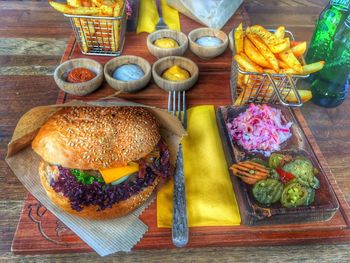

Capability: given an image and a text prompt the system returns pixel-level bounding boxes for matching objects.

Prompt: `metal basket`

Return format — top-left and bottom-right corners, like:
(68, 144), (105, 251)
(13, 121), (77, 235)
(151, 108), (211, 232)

(230, 30), (309, 107)
(64, 5), (127, 56)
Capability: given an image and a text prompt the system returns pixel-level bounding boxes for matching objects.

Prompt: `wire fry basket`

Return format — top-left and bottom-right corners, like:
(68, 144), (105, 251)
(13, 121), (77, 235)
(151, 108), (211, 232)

(64, 4), (127, 56)
(230, 30), (309, 107)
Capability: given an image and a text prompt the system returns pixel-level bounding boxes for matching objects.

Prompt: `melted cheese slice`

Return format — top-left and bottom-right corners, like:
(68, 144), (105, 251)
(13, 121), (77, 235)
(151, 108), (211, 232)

(99, 162), (139, 184)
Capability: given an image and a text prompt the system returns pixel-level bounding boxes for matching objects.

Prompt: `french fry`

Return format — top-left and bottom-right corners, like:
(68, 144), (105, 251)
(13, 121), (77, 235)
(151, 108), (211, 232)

(284, 90), (312, 103)
(277, 59), (289, 69)
(67, 0), (82, 7)
(246, 33), (279, 72)
(233, 24), (325, 97)
(274, 26), (285, 39)
(234, 53), (264, 73)
(237, 83), (312, 104)
(81, 0), (92, 7)
(102, 0), (116, 5)
(291, 41), (302, 47)
(99, 4), (114, 16)
(268, 38), (290, 53)
(112, 4), (122, 51)
(248, 25), (285, 45)
(263, 69), (277, 74)
(234, 23), (244, 54)
(234, 89), (245, 106)
(302, 61), (325, 74)
(237, 73), (245, 87)
(113, 1), (123, 16)
(234, 84), (256, 106)
(91, 0), (102, 7)
(248, 25), (289, 53)
(49, 1), (74, 13)
(278, 49), (303, 73)
(244, 37), (272, 69)
(74, 6), (100, 15)
(278, 68), (297, 74)
(243, 74), (250, 85)
(49, 1), (100, 15)
(291, 41), (307, 57)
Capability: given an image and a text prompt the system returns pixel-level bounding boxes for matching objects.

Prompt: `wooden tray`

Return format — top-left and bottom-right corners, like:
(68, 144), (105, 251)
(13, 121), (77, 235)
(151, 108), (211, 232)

(217, 105), (339, 225)
(11, 110), (350, 254)
(11, 6), (350, 254)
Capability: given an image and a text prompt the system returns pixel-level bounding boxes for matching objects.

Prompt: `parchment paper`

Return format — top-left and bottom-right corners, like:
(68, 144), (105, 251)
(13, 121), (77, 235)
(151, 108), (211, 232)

(6, 98), (185, 256)
(167, 0), (243, 29)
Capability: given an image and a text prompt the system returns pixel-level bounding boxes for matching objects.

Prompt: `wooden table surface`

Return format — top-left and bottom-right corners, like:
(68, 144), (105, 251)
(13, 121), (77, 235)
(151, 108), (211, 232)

(2, 0), (350, 261)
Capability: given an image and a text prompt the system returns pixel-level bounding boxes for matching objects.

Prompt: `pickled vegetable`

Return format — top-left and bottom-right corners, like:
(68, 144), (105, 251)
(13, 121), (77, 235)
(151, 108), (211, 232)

(268, 153), (292, 168)
(280, 180), (308, 208)
(269, 153), (285, 168)
(230, 161), (269, 185)
(305, 188), (315, 206)
(276, 168), (295, 183)
(252, 178), (283, 205)
(282, 158), (320, 189)
(268, 169), (280, 180)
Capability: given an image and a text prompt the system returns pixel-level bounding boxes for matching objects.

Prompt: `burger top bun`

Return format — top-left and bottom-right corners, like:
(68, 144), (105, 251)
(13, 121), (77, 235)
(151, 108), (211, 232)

(32, 106), (160, 170)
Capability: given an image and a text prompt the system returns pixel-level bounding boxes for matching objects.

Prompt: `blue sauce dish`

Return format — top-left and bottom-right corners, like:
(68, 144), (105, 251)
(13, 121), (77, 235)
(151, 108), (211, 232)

(112, 64), (145, 82)
(195, 36), (223, 47)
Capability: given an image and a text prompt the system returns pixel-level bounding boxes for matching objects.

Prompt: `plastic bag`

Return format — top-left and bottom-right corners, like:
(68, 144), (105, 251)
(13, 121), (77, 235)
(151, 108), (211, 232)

(167, 0), (243, 29)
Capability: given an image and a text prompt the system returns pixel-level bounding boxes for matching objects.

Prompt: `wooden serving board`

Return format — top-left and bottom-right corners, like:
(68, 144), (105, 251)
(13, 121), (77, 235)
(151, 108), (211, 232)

(11, 6), (350, 254)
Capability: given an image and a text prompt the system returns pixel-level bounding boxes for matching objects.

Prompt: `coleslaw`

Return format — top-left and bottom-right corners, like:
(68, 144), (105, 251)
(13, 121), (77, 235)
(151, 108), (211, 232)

(226, 104), (292, 156)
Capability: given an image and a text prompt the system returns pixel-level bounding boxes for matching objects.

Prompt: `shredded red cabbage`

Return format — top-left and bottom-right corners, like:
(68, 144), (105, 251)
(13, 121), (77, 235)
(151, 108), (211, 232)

(51, 140), (171, 212)
(227, 104), (292, 156)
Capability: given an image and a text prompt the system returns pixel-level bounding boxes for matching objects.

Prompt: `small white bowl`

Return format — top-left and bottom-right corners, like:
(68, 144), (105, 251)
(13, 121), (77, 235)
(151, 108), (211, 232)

(54, 58), (103, 96)
(188, 28), (228, 59)
(104, 55), (152, 92)
(147, 29), (188, 59)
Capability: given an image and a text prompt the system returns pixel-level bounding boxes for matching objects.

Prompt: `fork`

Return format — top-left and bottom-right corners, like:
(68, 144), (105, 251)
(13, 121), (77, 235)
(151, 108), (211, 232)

(155, 0), (168, 30)
(168, 90), (189, 247)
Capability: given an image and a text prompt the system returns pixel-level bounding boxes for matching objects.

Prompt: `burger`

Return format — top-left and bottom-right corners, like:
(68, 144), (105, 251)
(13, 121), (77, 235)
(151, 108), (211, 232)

(32, 106), (171, 219)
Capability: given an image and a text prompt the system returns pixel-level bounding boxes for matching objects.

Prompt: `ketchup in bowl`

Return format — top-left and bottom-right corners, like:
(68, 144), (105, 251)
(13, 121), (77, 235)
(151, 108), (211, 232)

(67, 68), (96, 83)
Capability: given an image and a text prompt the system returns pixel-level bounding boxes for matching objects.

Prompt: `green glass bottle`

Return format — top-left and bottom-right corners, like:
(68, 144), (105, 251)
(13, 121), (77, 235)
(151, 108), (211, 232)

(306, 0), (350, 64)
(311, 14), (350, 107)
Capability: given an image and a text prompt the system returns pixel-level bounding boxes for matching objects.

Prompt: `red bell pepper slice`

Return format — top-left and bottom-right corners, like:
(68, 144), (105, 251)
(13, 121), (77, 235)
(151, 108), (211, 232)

(276, 168), (295, 183)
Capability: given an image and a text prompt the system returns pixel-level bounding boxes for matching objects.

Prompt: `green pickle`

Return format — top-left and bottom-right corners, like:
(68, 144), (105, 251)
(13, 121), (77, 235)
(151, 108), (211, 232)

(252, 178), (283, 205)
(282, 158), (320, 189)
(280, 180), (309, 208)
(268, 169), (280, 180)
(268, 153), (285, 169)
(305, 188), (316, 206)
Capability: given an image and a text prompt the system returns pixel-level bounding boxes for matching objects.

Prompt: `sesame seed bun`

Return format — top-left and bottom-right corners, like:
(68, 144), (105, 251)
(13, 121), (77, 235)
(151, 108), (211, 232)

(39, 161), (159, 219)
(32, 106), (161, 170)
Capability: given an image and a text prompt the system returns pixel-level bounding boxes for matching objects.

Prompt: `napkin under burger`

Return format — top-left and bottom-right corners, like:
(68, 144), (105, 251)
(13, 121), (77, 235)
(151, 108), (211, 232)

(32, 106), (171, 219)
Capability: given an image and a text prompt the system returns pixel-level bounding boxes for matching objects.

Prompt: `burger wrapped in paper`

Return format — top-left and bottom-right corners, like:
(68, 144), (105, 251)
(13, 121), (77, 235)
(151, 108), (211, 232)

(32, 106), (172, 219)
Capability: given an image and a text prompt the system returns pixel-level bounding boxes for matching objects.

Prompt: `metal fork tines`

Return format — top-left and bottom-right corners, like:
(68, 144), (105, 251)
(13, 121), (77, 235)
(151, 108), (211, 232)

(156, 0), (168, 30)
(167, 90), (189, 247)
(168, 91), (187, 128)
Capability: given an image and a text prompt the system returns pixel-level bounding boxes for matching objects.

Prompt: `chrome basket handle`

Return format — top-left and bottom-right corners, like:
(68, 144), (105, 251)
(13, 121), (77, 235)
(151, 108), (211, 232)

(266, 73), (303, 107)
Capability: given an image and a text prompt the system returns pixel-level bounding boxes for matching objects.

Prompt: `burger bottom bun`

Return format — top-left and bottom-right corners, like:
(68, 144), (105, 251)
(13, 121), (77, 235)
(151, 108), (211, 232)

(39, 161), (160, 220)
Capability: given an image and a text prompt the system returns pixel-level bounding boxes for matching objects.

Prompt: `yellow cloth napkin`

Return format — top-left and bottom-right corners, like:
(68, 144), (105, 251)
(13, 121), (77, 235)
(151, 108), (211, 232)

(136, 0), (181, 34)
(157, 105), (241, 227)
